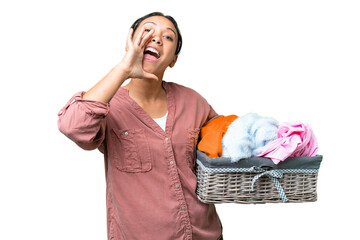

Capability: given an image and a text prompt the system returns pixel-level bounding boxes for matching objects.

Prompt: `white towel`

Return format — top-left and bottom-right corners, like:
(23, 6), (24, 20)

(222, 113), (279, 162)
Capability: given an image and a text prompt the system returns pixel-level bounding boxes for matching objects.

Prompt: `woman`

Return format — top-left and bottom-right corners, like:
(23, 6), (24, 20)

(58, 12), (223, 240)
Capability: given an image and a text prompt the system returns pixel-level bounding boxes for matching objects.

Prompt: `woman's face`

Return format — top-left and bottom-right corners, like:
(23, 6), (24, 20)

(132, 16), (178, 76)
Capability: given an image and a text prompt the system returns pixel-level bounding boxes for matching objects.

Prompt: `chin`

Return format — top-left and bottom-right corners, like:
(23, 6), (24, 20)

(143, 64), (164, 77)
(142, 64), (155, 73)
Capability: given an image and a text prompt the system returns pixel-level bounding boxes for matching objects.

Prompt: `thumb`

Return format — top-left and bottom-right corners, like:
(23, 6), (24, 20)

(143, 71), (159, 81)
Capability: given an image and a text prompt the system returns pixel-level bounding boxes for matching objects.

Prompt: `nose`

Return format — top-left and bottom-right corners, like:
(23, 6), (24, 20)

(152, 36), (162, 45)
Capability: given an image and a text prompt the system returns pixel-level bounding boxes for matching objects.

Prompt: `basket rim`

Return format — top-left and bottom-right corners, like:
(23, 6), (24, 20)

(196, 159), (319, 174)
(196, 150), (323, 170)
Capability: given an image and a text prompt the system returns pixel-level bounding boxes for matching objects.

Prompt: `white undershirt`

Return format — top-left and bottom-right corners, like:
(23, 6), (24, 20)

(153, 112), (168, 131)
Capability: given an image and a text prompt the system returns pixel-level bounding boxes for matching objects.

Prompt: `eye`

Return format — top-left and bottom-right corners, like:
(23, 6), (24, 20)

(144, 29), (151, 32)
(164, 35), (174, 41)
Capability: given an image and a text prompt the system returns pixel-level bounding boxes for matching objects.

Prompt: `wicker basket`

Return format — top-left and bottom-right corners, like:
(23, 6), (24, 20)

(195, 150), (322, 204)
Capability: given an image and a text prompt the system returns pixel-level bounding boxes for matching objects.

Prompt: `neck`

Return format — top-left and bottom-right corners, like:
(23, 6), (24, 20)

(124, 78), (166, 102)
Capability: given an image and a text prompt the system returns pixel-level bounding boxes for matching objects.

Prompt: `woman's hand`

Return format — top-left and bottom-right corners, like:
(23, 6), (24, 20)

(82, 26), (158, 103)
(119, 27), (158, 81)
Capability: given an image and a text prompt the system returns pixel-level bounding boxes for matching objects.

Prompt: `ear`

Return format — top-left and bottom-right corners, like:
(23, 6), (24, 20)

(169, 55), (178, 68)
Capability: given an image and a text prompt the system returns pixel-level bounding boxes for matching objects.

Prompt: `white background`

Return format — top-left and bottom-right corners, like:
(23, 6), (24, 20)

(1, 0), (359, 239)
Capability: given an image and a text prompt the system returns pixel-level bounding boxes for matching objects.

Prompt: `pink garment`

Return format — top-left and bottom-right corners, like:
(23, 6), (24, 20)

(58, 81), (223, 240)
(257, 122), (318, 164)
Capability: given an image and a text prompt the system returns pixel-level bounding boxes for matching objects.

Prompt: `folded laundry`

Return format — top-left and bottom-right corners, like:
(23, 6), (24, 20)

(222, 113), (279, 162)
(257, 122), (318, 164)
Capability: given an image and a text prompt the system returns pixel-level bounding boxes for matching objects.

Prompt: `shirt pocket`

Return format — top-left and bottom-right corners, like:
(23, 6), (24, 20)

(110, 128), (152, 173)
(186, 128), (200, 170)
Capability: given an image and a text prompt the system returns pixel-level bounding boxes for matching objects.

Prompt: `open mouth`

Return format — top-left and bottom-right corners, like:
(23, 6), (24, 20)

(144, 47), (160, 59)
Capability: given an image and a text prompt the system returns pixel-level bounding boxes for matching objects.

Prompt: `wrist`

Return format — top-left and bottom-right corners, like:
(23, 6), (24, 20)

(114, 62), (131, 80)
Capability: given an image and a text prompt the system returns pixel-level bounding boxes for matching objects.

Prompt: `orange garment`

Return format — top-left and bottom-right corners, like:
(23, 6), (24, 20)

(198, 115), (238, 158)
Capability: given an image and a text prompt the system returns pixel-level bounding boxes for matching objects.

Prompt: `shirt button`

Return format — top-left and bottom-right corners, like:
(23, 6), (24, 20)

(165, 137), (169, 141)
(170, 161), (174, 165)
(181, 206), (185, 210)
(186, 229), (190, 233)
(175, 185), (179, 188)
(124, 132), (128, 136)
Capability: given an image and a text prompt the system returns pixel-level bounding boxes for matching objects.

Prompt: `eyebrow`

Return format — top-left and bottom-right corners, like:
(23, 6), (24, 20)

(143, 21), (177, 36)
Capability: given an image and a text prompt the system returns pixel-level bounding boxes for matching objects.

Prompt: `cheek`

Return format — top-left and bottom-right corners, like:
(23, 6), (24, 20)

(169, 44), (177, 55)
(162, 55), (176, 67)
(164, 46), (177, 60)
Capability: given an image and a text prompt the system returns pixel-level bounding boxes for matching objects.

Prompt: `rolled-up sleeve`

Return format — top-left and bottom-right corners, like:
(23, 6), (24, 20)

(57, 91), (109, 150)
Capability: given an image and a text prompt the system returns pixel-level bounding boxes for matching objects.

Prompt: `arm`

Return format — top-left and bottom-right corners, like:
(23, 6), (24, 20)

(58, 27), (157, 149)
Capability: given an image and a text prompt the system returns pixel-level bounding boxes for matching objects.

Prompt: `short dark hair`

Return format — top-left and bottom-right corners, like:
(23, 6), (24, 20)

(130, 12), (182, 56)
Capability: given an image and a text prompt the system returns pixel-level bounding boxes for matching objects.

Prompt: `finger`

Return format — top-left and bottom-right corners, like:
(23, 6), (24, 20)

(134, 26), (146, 46)
(143, 71), (159, 81)
(126, 28), (134, 51)
(140, 29), (154, 48)
(127, 28), (134, 44)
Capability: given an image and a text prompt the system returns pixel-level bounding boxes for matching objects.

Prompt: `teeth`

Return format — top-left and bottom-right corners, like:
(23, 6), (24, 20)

(145, 47), (159, 57)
